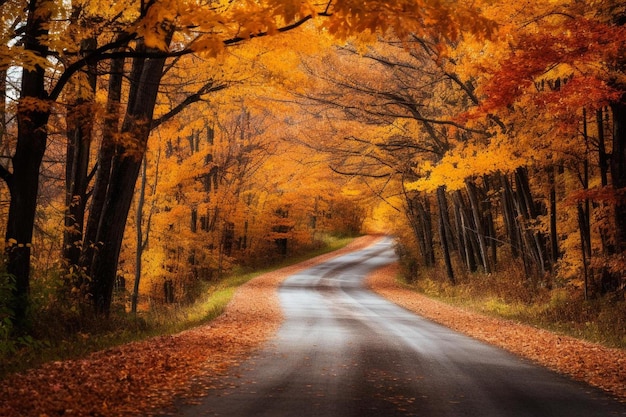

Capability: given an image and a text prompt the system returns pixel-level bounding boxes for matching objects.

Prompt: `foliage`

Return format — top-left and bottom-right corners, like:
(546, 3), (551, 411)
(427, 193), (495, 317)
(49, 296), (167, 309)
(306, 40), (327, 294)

(0, 0), (625, 393)
(0, 233), (355, 377)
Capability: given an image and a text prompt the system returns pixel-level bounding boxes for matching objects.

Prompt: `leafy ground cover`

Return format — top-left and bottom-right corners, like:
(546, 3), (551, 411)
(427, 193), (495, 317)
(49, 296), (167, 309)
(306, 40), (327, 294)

(1, 235), (623, 416)
(0, 236), (379, 416)
(0, 236), (355, 378)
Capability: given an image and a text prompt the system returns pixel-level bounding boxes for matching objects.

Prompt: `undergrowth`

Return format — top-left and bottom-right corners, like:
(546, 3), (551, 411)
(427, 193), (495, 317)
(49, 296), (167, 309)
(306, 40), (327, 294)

(0, 235), (354, 379)
(404, 262), (626, 350)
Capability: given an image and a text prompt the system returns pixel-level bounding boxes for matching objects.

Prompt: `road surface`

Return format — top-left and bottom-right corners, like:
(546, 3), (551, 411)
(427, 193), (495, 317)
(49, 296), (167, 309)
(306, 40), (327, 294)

(174, 238), (626, 416)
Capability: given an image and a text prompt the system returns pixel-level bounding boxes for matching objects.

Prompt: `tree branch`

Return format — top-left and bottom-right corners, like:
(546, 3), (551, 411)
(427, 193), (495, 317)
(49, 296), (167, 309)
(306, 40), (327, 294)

(49, 12), (324, 102)
(151, 81), (228, 129)
(0, 163), (13, 191)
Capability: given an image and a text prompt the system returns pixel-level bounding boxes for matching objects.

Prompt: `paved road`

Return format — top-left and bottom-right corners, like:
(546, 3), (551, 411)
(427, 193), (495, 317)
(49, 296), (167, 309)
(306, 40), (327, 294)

(175, 238), (626, 416)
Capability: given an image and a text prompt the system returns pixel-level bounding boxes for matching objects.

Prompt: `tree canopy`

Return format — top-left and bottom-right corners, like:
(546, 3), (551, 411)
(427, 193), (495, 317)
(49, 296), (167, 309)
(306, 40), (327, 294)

(0, 0), (625, 339)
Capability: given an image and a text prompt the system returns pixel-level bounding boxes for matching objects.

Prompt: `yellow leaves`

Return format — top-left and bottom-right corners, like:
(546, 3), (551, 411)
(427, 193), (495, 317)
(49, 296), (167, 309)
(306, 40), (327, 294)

(190, 36), (225, 57)
(2, 47), (50, 73)
(136, 7), (176, 51)
(409, 139), (525, 192)
(272, 0), (318, 24)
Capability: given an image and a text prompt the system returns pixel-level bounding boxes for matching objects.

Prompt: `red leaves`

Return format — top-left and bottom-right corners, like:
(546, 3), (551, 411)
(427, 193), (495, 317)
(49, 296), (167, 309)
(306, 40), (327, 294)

(477, 17), (626, 116)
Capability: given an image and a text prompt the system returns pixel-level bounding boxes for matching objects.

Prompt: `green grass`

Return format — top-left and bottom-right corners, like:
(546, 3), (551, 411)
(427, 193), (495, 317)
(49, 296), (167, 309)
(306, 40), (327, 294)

(0, 235), (356, 379)
(404, 266), (626, 350)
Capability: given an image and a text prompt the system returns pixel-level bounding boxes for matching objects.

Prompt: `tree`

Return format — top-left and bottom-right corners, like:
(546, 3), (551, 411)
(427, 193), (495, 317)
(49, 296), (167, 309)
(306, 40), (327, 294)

(0, 0), (499, 323)
(2, 0), (53, 327)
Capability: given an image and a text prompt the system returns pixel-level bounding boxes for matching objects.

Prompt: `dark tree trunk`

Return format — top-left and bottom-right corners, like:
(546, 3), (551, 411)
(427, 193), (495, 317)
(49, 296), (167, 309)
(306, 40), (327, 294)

(0, 69), (6, 147)
(465, 179), (491, 273)
(87, 42), (170, 316)
(4, 0), (51, 328)
(416, 197), (435, 267)
(610, 98), (626, 254)
(405, 193), (434, 268)
(79, 53), (125, 306)
(514, 167), (549, 277)
(453, 190), (479, 273)
(482, 176), (497, 266)
(548, 165), (559, 266)
(63, 38), (97, 268)
(132, 157), (147, 314)
(500, 174), (520, 259)
(597, 108), (609, 188)
(452, 192), (468, 267)
(436, 186), (455, 283)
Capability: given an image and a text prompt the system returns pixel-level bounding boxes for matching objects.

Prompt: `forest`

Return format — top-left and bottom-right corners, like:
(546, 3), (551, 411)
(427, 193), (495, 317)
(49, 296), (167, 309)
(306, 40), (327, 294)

(1, 0), (625, 357)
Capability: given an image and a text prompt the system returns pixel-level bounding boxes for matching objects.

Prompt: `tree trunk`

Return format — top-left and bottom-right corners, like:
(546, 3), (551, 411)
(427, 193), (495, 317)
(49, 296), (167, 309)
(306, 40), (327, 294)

(416, 197), (435, 267)
(465, 179), (491, 273)
(78, 53), (125, 307)
(452, 191), (469, 270)
(63, 38), (97, 268)
(436, 186), (455, 283)
(500, 174), (520, 259)
(132, 157), (147, 314)
(87, 42), (170, 316)
(405, 193), (433, 268)
(0, 68), (6, 148)
(548, 165), (559, 266)
(610, 98), (626, 254)
(4, 0), (51, 328)
(597, 108), (609, 187)
(514, 167), (548, 276)
(453, 190), (479, 273)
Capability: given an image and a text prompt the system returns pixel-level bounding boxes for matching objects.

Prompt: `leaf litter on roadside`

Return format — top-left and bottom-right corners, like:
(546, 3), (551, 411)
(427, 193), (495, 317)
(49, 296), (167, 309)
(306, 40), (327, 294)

(0, 236), (380, 417)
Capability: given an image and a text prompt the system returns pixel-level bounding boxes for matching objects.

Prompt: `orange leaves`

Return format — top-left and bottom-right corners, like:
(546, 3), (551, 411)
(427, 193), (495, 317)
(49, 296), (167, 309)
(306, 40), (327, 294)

(17, 96), (53, 115)
(325, 0), (496, 42)
(0, 237), (378, 416)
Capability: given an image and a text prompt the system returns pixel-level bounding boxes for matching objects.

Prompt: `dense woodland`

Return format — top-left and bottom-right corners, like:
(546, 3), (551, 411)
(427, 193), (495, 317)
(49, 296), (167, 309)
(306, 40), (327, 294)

(1, 0), (625, 348)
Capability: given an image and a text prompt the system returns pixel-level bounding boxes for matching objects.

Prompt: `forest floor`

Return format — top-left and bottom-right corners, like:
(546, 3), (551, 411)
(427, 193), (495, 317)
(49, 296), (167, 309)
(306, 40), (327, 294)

(0, 235), (623, 416)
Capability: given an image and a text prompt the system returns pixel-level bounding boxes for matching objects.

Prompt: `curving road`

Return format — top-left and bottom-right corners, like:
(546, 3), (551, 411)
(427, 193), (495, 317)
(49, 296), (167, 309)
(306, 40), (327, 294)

(176, 238), (626, 416)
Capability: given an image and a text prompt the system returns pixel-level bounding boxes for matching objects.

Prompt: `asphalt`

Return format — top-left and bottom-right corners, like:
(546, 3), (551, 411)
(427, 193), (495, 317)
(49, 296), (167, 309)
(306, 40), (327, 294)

(173, 238), (626, 416)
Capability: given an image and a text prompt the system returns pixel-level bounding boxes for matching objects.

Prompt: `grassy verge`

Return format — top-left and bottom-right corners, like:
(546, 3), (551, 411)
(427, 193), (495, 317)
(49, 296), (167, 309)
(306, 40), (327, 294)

(404, 266), (626, 350)
(0, 235), (355, 379)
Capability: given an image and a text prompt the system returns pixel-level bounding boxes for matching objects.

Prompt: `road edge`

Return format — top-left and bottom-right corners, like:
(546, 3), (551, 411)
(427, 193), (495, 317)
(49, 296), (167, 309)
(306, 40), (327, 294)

(366, 262), (626, 403)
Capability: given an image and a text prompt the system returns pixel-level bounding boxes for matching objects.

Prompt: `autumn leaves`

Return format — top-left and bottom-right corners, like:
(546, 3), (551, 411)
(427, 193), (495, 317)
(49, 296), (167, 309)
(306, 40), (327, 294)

(1, 0), (625, 335)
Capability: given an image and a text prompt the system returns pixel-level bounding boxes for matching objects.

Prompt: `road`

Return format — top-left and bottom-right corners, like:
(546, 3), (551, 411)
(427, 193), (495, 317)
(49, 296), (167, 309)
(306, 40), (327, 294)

(175, 238), (626, 416)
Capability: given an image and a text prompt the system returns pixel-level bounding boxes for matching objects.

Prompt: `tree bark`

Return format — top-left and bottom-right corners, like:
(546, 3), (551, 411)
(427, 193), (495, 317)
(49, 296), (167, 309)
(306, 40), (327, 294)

(548, 165), (559, 266)
(132, 157), (147, 314)
(416, 197), (435, 267)
(500, 174), (520, 259)
(436, 186), (455, 283)
(514, 167), (548, 277)
(4, 0), (51, 328)
(63, 37), (97, 268)
(610, 98), (626, 254)
(453, 190), (479, 273)
(465, 179), (491, 273)
(87, 40), (170, 316)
